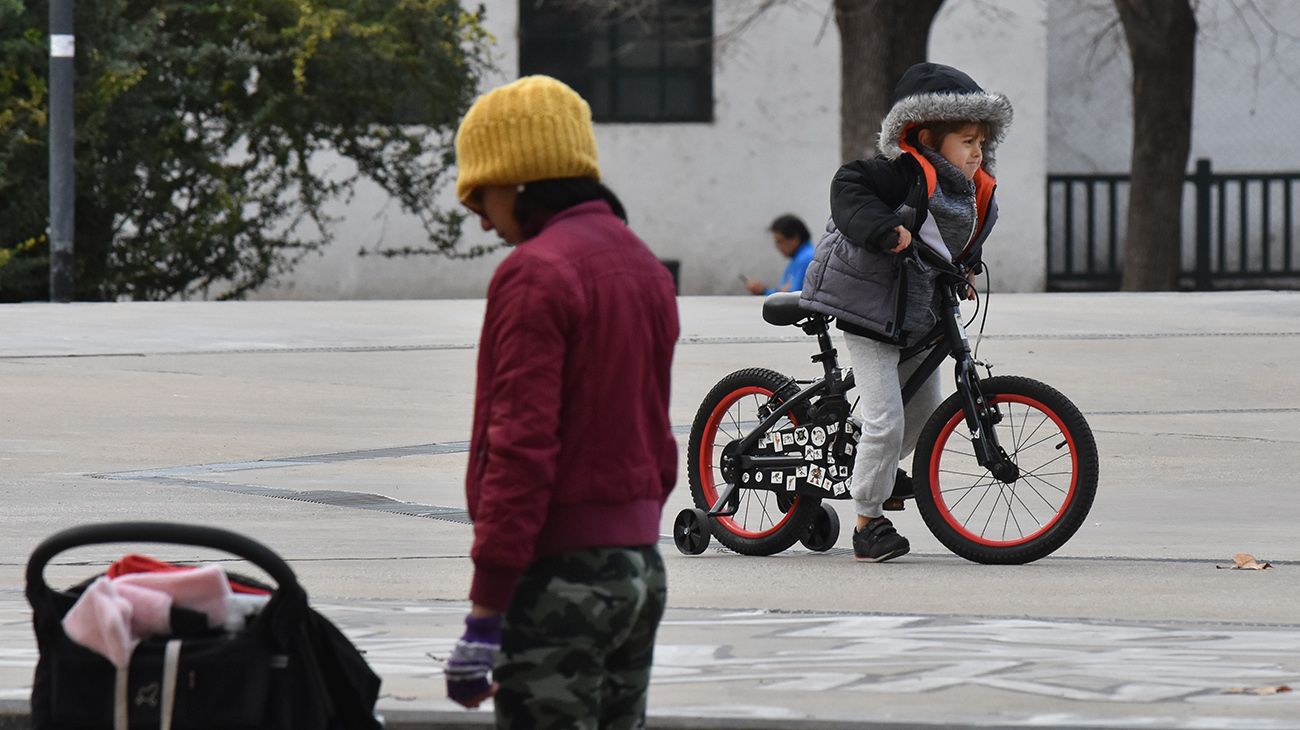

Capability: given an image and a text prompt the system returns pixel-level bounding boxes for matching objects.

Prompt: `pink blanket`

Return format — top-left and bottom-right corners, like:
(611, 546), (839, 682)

(62, 565), (233, 668)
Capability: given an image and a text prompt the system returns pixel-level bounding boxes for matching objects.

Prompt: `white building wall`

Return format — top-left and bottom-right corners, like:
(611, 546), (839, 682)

(253, 0), (1048, 299)
(931, 0), (1048, 291)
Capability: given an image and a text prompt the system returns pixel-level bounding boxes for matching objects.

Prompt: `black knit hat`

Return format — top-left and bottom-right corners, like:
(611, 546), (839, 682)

(877, 62), (1013, 171)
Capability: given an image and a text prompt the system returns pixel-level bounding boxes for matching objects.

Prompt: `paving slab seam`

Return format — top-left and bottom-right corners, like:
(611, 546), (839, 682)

(659, 603), (1300, 632)
(0, 344), (472, 359)
(4, 329), (1298, 361)
(84, 468), (1300, 568)
(87, 445), (1298, 568)
(0, 703), (1217, 730)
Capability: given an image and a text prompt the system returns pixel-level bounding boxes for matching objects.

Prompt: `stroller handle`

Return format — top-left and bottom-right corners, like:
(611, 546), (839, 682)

(26, 521), (302, 600)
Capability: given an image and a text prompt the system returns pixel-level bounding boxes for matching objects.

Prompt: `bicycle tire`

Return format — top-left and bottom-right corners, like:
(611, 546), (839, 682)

(912, 375), (1098, 564)
(686, 368), (820, 555)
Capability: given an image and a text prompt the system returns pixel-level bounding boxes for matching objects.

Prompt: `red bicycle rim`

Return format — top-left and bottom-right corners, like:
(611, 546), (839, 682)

(929, 394), (1078, 547)
(698, 386), (800, 539)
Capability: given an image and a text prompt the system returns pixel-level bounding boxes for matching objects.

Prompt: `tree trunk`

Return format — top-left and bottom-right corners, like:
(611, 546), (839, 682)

(834, 0), (943, 164)
(1114, 0), (1196, 291)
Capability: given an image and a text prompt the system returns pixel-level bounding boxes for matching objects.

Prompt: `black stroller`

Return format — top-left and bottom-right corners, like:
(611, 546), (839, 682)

(25, 522), (383, 729)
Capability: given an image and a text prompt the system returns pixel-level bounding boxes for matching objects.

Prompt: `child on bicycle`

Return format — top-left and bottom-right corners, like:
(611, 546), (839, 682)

(800, 62), (1013, 562)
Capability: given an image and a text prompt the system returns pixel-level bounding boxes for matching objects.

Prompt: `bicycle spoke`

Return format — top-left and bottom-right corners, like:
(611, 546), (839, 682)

(942, 440), (977, 455)
(941, 469), (994, 507)
(999, 484), (1025, 541)
(1018, 428), (1064, 453)
(993, 482), (1025, 540)
(757, 490), (774, 530)
(724, 406), (742, 439)
(1000, 495), (1012, 540)
(1006, 403), (1020, 451)
(967, 482), (997, 530)
(1017, 412), (1052, 452)
(1019, 451), (1071, 481)
(1020, 469), (1069, 493)
(939, 468), (992, 479)
(994, 478), (1016, 539)
(1009, 490), (1028, 537)
(1022, 469), (1069, 499)
(1020, 479), (1060, 512)
(978, 483), (1005, 537)
(1006, 484), (1038, 528)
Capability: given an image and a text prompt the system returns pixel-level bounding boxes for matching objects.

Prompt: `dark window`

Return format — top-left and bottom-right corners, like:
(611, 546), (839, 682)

(519, 1), (713, 123)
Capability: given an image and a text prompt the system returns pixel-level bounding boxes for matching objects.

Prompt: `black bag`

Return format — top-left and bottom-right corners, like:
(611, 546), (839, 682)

(26, 522), (383, 730)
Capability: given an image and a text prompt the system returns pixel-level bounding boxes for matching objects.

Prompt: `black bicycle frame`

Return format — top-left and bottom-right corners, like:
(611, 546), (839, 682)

(710, 261), (1016, 516)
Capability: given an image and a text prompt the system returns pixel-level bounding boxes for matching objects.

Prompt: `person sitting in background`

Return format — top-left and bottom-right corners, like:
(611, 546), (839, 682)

(743, 214), (815, 295)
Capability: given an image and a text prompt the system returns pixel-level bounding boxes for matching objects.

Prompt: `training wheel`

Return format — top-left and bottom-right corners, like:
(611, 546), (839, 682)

(800, 502), (840, 552)
(673, 508), (711, 555)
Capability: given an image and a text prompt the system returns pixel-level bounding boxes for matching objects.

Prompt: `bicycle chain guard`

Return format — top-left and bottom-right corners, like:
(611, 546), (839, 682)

(741, 417), (861, 500)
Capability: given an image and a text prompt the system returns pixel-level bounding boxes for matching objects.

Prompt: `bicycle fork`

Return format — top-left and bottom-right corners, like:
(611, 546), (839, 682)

(944, 298), (1020, 484)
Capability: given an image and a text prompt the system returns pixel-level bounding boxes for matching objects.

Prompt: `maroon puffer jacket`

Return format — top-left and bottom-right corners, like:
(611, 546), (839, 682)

(465, 199), (679, 611)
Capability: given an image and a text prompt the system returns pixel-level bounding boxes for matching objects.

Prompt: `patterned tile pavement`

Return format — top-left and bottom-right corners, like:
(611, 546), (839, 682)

(2, 589), (1298, 727)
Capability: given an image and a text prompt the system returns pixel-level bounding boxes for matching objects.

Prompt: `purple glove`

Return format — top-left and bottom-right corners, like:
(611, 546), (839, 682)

(445, 614), (502, 708)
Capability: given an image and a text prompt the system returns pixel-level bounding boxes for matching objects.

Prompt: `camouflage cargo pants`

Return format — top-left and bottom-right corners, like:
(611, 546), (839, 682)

(494, 545), (667, 730)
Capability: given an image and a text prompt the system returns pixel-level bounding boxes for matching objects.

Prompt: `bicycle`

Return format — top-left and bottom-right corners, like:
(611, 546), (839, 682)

(673, 245), (1098, 564)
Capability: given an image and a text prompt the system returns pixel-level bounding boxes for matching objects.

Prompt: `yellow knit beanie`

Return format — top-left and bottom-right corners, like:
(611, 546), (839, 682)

(455, 75), (601, 205)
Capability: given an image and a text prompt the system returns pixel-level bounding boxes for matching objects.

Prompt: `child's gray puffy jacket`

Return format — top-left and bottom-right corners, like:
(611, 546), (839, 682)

(800, 62), (1012, 346)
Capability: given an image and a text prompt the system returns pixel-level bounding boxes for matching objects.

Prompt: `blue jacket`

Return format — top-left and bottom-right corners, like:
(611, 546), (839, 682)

(766, 240), (815, 294)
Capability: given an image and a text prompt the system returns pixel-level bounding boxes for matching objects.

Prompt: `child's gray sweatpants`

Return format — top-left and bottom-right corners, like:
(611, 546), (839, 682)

(842, 331), (945, 519)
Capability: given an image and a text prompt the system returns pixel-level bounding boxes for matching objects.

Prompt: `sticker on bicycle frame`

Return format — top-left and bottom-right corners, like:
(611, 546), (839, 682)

(811, 427), (826, 447)
(828, 422), (839, 435)
(771, 471), (784, 485)
(742, 472), (751, 483)
(833, 480), (848, 496)
(804, 446), (817, 461)
(842, 443), (855, 456)
(794, 428), (809, 446)
(771, 436), (783, 452)
(796, 466), (808, 478)
(756, 471), (765, 483)
(783, 433), (794, 446)
(807, 464), (824, 487)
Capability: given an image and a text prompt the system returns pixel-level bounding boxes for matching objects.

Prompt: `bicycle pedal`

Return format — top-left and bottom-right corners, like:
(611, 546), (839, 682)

(882, 497), (906, 511)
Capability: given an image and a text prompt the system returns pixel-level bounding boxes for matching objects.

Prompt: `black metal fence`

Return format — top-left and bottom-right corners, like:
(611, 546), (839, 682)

(1046, 158), (1300, 290)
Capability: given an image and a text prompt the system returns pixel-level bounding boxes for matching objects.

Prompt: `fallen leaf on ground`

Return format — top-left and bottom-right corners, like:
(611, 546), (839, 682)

(1214, 553), (1272, 570)
(1223, 685), (1291, 695)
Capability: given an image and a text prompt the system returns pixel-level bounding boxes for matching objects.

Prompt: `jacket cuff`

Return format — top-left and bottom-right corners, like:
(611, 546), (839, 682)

(469, 562), (523, 613)
(871, 228), (900, 253)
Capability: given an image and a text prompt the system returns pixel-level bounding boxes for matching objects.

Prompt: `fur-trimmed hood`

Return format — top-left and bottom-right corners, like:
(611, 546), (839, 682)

(877, 63), (1013, 172)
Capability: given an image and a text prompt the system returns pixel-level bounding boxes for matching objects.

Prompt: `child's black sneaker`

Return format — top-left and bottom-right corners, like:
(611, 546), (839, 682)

(883, 469), (914, 511)
(852, 517), (910, 562)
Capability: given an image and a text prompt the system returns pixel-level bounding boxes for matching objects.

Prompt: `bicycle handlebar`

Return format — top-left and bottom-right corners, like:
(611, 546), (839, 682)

(905, 242), (966, 280)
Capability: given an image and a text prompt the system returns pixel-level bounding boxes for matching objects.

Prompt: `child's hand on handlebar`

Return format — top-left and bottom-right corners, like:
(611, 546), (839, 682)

(964, 270), (977, 300)
(890, 225), (912, 253)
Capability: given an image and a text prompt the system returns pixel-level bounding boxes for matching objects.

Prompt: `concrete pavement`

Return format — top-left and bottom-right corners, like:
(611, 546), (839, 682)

(0, 292), (1298, 728)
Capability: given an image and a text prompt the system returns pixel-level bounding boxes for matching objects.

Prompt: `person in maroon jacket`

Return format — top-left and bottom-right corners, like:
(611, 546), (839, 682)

(443, 75), (680, 729)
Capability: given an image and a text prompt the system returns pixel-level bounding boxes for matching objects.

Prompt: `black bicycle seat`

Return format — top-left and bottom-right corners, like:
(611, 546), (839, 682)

(762, 291), (814, 327)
